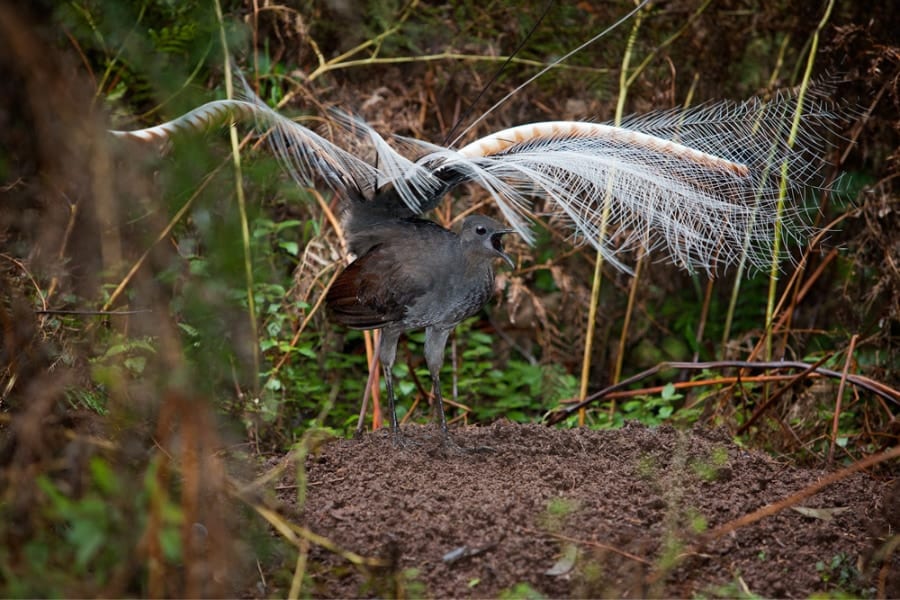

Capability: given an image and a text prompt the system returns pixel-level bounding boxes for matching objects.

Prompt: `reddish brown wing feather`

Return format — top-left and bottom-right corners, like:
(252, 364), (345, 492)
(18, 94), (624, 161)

(327, 218), (456, 329)
(326, 243), (430, 329)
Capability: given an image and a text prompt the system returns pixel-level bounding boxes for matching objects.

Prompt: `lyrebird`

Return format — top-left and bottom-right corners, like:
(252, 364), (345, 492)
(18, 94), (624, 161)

(112, 65), (843, 446)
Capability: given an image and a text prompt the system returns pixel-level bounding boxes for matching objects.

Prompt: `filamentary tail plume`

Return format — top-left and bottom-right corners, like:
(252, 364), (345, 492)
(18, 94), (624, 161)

(112, 76), (846, 275)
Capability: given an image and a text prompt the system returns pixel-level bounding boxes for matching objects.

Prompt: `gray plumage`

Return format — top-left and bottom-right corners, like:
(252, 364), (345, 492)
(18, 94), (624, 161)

(325, 215), (513, 442)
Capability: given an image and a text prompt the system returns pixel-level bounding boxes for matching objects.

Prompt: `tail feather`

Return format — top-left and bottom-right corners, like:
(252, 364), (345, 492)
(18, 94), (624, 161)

(110, 74), (847, 274)
(109, 100), (259, 143)
(406, 86), (844, 274)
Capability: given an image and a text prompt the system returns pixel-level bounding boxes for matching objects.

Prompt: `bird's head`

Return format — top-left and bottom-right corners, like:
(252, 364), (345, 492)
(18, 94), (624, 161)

(460, 215), (515, 269)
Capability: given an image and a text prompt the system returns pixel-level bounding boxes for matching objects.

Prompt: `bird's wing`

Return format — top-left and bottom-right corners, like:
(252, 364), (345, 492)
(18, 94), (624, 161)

(325, 241), (439, 330)
(326, 219), (456, 329)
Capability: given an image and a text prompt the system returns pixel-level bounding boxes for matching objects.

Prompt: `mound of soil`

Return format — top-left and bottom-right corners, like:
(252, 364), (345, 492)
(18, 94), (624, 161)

(282, 422), (896, 598)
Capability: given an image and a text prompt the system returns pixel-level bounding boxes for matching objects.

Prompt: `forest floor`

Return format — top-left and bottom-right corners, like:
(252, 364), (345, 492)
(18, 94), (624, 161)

(270, 421), (898, 599)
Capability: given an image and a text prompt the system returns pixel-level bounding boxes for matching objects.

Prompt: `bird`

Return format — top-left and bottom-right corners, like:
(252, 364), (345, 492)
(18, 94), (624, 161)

(324, 214), (513, 444)
(110, 70), (846, 443)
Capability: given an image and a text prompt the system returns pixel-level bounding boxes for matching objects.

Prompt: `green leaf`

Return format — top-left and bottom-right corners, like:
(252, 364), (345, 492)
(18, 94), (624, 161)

(123, 356), (146, 374)
(89, 458), (120, 496)
(297, 344), (317, 359)
(159, 526), (182, 562)
(660, 382), (681, 401)
(279, 241), (299, 256)
(69, 518), (106, 571)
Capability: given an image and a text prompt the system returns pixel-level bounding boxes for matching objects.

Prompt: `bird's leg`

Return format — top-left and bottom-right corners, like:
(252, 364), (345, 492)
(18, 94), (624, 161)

(377, 329), (403, 437)
(424, 327), (454, 444)
(425, 327), (495, 454)
(432, 373), (448, 434)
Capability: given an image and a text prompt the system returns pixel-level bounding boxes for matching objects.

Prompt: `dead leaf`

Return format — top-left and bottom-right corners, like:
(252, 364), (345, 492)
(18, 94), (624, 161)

(545, 543), (578, 576)
(790, 506), (851, 522)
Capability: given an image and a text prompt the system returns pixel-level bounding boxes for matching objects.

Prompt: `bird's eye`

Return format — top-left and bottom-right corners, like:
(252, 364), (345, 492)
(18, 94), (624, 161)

(475, 225), (487, 235)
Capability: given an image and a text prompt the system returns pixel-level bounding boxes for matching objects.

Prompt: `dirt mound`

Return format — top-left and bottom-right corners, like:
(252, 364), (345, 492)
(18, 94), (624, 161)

(285, 422), (895, 598)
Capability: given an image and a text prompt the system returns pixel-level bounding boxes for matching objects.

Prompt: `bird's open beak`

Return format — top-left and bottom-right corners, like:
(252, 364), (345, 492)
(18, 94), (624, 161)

(491, 230), (516, 269)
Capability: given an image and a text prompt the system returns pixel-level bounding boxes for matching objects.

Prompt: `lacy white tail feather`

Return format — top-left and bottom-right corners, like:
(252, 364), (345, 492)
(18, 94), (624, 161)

(110, 81), (842, 274)
(402, 88), (840, 273)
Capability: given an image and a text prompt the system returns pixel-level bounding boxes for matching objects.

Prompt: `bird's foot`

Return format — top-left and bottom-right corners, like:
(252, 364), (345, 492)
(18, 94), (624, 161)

(433, 430), (494, 456)
(389, 428), (422, 449)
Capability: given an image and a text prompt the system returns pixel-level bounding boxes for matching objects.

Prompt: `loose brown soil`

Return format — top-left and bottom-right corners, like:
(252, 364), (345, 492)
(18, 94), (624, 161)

(279, 422), (897, 599)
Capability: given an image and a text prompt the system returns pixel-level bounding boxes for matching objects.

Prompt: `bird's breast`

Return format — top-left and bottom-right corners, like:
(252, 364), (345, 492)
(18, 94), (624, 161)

(413, 267), (494, 328)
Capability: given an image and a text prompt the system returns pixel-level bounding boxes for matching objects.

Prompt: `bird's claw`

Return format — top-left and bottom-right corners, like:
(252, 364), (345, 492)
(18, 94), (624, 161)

(390, 429), (422, 449)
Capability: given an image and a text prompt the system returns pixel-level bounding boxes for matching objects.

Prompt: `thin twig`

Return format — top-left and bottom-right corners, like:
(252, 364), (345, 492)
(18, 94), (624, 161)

(829, 333), (859, 464)
(735, 353), (833, 435)
(546, 359), (900, 425)
(557, 371), (840, 406)
(250, 502), (389, 568)
(0, 254), (48, 311)
(704, 444), (900, 542)
(265, 266), (341, 382)
(215, 0), (260, 393)
(356, 330), (381, 435)
(34, 309), (151, 316)
(764, 0), (835, 361)
(643, 444), (900, 586)
(578, 0), (647, 426)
